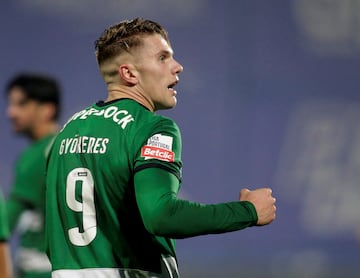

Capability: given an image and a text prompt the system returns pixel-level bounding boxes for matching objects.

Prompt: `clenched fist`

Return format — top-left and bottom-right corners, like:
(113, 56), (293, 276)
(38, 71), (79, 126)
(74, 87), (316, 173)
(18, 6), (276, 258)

(240, 188), (276, 225)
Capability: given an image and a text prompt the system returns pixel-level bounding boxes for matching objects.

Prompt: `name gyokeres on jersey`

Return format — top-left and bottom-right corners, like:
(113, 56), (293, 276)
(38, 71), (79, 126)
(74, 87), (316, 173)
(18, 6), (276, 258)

(58, 105), (135, 155)
(59, 136), (109, 155)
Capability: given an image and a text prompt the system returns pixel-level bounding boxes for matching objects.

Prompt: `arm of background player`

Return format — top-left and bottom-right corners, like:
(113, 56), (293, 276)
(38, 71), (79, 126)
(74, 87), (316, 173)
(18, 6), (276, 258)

(134, 167), (258, 239)
(0, 242), (12, 278)
(0, 193), (12, 278)
(6, 197), (28, 232)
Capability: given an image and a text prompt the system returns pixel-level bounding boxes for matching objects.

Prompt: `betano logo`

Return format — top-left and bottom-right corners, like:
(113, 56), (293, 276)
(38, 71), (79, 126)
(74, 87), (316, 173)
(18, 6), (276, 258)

(141, 146), (175, 162)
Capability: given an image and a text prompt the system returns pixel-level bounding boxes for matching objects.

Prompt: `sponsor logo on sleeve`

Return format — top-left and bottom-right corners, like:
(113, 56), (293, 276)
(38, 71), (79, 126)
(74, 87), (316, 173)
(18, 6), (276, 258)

(141, 134), (175, 162)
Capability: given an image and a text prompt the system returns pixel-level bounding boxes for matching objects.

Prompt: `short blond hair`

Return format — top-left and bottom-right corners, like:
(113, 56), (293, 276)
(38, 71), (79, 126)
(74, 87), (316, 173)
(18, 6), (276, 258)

(95, 18), (169, 66)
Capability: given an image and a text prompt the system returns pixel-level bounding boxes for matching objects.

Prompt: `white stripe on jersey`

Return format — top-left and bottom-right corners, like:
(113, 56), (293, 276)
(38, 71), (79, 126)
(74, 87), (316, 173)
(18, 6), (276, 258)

(17, 247), (51, 272)
(161, 256), (179, 278)
(52, 267), (170, 278)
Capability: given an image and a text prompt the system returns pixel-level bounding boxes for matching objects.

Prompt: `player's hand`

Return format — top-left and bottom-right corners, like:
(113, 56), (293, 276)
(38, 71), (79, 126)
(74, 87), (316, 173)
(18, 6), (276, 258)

(239, 188), (276, 226)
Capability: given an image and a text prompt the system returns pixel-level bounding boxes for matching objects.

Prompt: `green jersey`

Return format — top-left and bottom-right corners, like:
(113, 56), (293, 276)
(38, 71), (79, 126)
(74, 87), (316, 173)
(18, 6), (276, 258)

(0, 192), (9, 241)
(46, 99), (258, 277)
(7, 135), (53, 277)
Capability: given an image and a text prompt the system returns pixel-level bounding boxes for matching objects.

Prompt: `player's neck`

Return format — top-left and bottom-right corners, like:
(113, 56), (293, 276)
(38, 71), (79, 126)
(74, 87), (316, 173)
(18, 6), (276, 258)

(106, 87), (155, 112)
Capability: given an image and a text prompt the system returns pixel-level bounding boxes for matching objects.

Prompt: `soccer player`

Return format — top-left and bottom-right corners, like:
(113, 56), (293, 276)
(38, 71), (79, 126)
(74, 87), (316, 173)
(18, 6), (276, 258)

(0, 191), (12, 278)
(45, 18), (276, 277)
(5, 73), (61, 278)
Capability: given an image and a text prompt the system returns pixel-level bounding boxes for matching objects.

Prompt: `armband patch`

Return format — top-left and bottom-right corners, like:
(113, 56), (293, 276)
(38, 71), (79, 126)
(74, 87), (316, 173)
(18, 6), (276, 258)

(141, 134), (175, 162)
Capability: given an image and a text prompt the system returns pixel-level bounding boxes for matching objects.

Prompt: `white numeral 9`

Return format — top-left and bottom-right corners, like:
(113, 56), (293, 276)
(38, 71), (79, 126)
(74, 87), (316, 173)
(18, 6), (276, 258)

(66, 168), (97, 246)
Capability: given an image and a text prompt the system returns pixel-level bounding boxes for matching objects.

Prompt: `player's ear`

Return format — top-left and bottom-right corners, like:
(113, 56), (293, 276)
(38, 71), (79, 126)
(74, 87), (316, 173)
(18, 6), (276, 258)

(119, 64), (138, 85)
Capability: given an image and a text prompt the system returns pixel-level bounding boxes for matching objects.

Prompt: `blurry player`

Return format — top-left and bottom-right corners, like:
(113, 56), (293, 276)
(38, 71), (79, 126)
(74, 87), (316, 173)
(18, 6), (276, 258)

(45, 18), (276, 277)
(5, 73), (61, 278)
(0, 190), (12, 278)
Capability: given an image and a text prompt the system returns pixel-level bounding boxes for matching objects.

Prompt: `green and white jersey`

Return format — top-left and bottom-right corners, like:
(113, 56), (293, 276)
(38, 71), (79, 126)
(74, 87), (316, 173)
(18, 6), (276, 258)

(7, 135), (53, 277)
(46, 99), (182, 277)
(46, 99), (258, 278)
(0, 191), (9, 241)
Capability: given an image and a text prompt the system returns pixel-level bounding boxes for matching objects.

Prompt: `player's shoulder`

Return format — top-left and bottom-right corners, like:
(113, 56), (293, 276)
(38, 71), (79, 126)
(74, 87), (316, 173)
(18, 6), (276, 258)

(134, 110), (179, 135)
(57, 104), (94, 132)
(124, 101), (179, 130)
(152, 114), (180, 133)
(17, 134), (54, 162)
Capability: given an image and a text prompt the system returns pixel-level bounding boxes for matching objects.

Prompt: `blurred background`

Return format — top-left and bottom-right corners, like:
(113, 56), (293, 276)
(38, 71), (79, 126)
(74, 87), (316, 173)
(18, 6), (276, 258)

(1, 0), (360, 277)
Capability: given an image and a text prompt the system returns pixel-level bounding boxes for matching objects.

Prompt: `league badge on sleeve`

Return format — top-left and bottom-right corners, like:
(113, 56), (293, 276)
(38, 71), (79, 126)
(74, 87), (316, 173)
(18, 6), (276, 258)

(141, 134), (175, 162)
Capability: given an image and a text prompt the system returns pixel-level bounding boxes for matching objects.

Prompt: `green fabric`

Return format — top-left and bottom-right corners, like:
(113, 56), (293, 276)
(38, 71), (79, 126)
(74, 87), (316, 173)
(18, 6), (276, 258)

(7, 135), (53, 277)
(0, 191), (9, 240)
(135, 167), (258, 239)
(17, 271), (51, 278)
(46, 99), (182, 274)
(45, 99), (258, 276)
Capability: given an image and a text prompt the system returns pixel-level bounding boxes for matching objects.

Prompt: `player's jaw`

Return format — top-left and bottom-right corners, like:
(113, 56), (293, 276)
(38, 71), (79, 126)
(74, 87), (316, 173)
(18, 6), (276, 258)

(10, 119), (33, 135)
(156, 78), (179, 110)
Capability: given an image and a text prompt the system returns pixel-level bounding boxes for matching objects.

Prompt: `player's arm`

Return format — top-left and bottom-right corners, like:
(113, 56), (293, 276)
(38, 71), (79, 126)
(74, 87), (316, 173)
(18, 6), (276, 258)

(6, 157), (42, 232)
(6, 196), (29, 231)
(134, 167), (258, 238)
(0, 242), (12, 278)
(0, 193), (12, 278)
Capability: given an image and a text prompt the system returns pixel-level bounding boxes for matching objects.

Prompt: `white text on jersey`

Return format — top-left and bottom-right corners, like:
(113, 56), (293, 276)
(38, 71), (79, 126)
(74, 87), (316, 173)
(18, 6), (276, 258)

(59, 136), (109, 155)
(61, 106), (135, 132)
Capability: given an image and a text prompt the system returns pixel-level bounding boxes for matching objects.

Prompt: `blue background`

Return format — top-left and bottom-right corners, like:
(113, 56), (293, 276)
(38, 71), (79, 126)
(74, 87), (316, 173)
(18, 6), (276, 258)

(1, 1), (360, 277)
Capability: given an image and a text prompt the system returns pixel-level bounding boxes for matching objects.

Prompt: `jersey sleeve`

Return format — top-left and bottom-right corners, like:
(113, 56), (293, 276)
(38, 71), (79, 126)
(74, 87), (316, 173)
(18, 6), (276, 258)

(7, 151), (46, 231)
(134, 167), (258, 238)
(0, 192), (9, 241)
(133, 117), (257, 238)
(133, 117), (182, 181)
